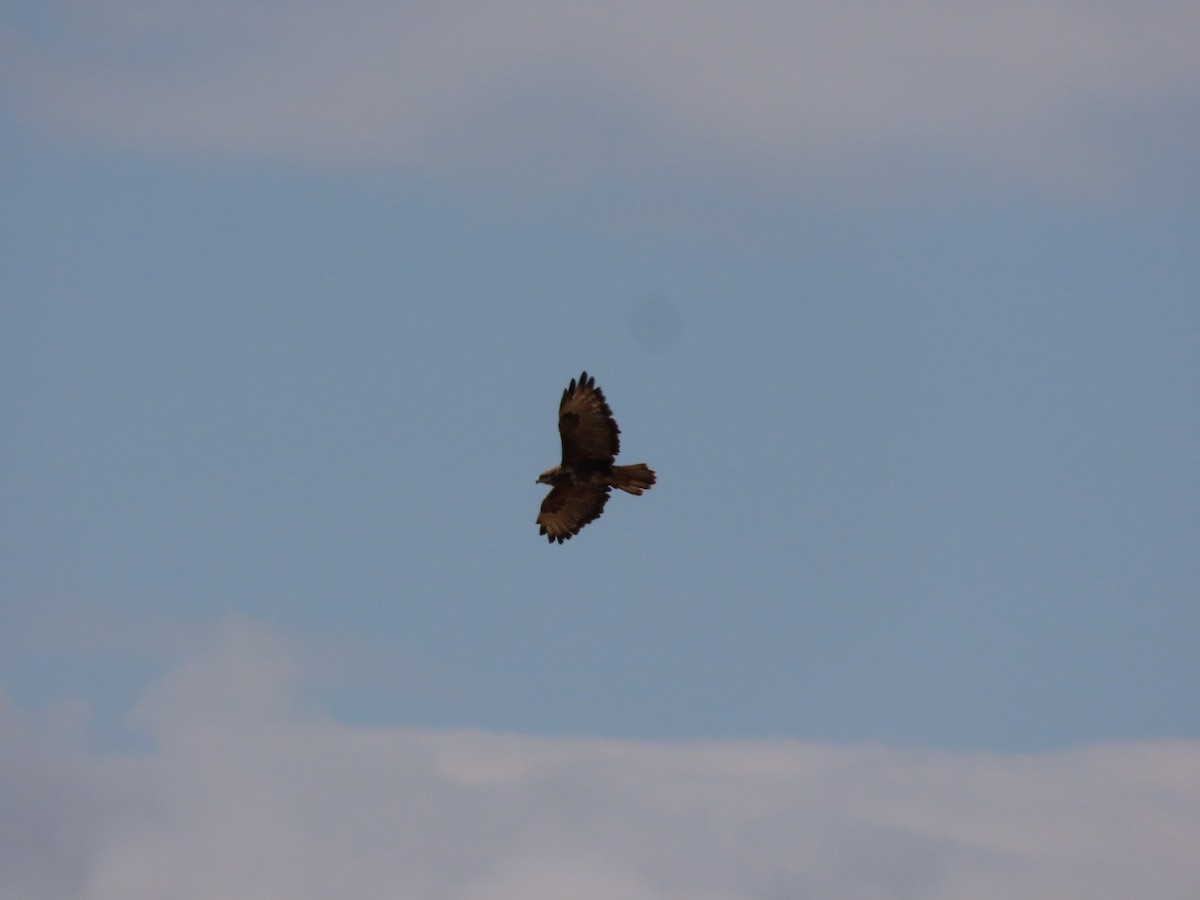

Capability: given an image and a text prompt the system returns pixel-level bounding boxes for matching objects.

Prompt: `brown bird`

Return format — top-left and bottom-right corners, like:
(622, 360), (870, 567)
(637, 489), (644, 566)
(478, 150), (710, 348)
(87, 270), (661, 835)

(536, 371), (656, 543)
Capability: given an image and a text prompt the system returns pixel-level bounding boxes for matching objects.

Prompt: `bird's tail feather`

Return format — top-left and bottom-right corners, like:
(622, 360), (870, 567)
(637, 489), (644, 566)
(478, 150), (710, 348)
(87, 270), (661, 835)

(613, 463), (656, 495)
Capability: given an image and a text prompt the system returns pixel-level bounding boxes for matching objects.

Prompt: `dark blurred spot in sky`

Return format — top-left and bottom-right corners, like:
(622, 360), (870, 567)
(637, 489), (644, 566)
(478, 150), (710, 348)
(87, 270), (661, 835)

(629, 296), (683, 351)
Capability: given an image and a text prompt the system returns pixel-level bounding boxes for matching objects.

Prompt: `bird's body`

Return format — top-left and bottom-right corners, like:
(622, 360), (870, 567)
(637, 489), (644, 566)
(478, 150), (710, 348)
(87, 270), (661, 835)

(536, 372), (655, 543)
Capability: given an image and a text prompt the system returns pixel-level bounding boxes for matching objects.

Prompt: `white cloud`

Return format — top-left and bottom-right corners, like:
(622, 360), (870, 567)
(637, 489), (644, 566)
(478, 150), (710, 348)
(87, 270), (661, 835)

(3, 1), (1197, 197)
(1, 618), (1197, 899)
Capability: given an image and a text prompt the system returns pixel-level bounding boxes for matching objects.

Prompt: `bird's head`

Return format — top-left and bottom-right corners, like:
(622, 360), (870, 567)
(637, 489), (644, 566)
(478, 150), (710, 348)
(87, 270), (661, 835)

(536, 467), (561, 485)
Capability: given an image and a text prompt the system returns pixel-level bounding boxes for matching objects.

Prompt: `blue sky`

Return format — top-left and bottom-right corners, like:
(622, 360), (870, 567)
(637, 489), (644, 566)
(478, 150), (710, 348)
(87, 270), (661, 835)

(2, 3), (1198, 896)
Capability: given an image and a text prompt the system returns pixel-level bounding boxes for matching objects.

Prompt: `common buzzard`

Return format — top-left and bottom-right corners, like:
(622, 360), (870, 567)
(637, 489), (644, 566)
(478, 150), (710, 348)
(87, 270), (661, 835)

(536, 371), (656, 543)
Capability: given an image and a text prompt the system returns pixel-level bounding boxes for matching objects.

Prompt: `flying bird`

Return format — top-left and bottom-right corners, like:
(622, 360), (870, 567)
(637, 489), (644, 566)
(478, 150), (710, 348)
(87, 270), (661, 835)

(536, 371), (656, 543)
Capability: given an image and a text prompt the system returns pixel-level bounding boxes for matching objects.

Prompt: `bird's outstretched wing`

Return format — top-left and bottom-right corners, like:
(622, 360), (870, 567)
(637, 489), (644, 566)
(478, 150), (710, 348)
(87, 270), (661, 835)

(537, 483), (611, 543)
(559, 371), (620, 467)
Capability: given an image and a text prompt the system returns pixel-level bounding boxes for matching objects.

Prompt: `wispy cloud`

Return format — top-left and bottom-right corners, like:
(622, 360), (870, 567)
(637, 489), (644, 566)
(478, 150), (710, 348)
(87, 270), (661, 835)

(3, 619), (1197, 899)
(3, 2), (1197, 197)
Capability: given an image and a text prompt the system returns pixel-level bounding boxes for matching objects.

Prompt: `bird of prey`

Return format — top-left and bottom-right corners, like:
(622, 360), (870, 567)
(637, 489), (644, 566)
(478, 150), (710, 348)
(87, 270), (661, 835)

(536, 371), (656, 543)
